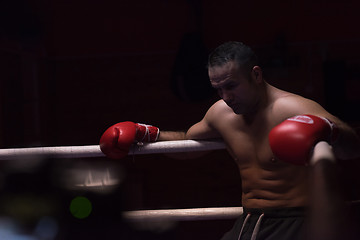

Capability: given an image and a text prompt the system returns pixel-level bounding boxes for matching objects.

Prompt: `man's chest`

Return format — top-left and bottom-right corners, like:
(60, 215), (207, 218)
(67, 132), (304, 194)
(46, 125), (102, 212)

(217, 116), (279, 166)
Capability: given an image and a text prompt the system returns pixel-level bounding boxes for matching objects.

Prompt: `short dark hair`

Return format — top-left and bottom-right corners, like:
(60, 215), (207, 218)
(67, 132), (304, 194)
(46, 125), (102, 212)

(208, 41), (259, 73)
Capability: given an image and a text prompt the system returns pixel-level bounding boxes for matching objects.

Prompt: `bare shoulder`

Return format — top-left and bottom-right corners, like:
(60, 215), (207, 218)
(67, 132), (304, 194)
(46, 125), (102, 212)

(205, 100), (233, 123)
(208, 99), (229, 113)
(185, 100), (228, 140)
(270, 87), (334, 121)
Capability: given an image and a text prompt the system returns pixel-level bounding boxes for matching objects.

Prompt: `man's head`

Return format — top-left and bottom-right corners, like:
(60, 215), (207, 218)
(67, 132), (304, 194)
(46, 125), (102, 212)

(208, 41), (259, 78)
(208, 42), (264, 115)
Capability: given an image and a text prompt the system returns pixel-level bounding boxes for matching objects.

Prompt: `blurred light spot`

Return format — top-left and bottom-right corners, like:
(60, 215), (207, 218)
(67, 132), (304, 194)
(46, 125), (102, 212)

(34, 216), (58, 239)
(69, 197), (92, 219)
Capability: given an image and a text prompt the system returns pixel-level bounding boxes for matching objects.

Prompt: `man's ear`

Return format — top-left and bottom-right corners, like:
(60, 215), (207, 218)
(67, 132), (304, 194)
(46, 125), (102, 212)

(251, 66), (263, 84)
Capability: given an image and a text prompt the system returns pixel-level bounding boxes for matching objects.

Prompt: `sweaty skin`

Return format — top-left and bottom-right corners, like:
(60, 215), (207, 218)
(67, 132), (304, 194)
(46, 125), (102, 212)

(187, 97), (311, 208)
(159, 60), (356, 209)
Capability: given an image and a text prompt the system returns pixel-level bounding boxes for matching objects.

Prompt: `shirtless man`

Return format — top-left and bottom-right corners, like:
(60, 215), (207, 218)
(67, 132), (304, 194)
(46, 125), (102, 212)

(100, 42), (360, 239)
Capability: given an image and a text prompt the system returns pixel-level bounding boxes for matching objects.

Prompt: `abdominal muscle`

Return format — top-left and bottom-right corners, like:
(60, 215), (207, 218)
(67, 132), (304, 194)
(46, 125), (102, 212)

(239, 163), (310, 209)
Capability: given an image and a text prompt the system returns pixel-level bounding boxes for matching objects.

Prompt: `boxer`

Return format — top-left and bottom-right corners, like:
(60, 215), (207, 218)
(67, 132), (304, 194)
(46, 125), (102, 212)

(100, 42), (360, 239)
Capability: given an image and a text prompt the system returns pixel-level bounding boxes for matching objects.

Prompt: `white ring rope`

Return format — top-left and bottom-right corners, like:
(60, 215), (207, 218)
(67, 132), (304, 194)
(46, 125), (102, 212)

(0, 140), (226, 160)
(310, 141), (336, 165)
(0, 139), (351, 224)
(123, 207), (243, 222)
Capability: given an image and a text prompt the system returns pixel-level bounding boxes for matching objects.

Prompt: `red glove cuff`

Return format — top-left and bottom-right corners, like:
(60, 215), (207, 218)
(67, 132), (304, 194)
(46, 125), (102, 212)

(135, 123), (159, 142)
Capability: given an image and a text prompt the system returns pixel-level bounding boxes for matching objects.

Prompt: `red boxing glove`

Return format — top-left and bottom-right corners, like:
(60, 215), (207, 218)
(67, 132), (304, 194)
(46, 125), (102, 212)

(99, 121), (159, 159)
(269, 115), (338, 165)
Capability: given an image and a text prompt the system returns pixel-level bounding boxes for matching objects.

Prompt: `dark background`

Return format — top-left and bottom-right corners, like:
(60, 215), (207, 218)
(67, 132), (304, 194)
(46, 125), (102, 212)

(0, 0), (360, 239)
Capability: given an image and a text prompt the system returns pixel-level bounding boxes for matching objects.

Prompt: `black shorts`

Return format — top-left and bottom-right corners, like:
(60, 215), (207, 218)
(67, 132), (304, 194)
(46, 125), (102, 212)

(220, 207), (306, 240)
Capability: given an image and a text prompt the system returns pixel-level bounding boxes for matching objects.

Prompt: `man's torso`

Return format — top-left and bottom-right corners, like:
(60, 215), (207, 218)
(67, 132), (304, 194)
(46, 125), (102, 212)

(209, 88), (310, 208)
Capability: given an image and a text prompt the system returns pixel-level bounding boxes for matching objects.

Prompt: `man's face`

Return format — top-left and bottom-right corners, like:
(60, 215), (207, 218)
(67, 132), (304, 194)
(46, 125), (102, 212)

(209, 61), (258, 115)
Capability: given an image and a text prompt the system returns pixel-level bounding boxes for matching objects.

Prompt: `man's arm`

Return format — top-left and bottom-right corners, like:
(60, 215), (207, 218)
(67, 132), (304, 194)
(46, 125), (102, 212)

(298, 102), (360, 160)
(276, 95), (360, 160)
(158, 101), (222, 141)
(157, 121), (220, 141)
(99, 101), (224, 159)
(158, 131), (187, 141)
(156, 103), (222, 158)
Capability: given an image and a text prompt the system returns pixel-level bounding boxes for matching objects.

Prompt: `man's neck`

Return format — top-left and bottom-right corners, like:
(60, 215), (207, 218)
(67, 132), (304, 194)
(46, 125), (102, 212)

(242, 82), (269, 124)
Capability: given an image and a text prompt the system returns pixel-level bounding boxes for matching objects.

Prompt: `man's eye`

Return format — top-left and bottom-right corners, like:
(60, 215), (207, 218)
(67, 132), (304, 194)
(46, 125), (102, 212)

(224, 84), (235, 90)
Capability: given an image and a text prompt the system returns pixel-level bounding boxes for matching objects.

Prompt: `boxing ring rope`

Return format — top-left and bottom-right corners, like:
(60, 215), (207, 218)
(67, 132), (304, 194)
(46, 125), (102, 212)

(0, 140), (343, 224)
(123, 207), (243, 222)
(0, 140), (226, 160)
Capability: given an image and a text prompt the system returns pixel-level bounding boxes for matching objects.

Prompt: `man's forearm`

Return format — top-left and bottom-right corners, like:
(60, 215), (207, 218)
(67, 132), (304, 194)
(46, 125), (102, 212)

(158, 131), (187, 141)
(156, 130), (212, 159)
